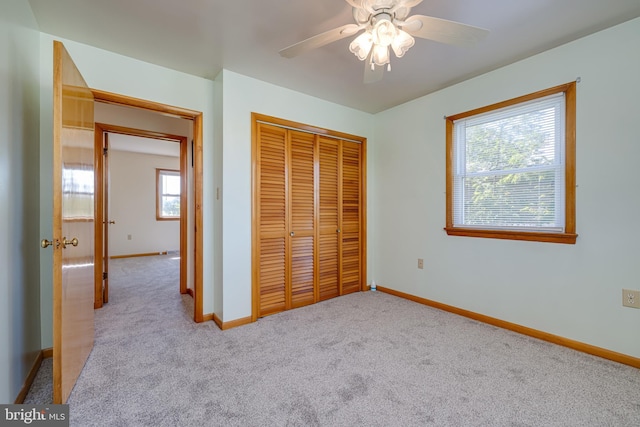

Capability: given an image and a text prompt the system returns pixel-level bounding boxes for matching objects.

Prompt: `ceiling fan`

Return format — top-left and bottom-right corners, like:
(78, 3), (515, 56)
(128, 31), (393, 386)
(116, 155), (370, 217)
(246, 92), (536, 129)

(279, 0), (489, 83)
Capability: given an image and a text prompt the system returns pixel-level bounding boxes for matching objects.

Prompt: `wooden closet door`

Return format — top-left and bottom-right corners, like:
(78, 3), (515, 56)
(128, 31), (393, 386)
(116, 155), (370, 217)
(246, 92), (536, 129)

(256, 123), (288, 317)
(318, 136), (340, 301)
(341, 141), (362, 294)
(288, 131), (316, 308)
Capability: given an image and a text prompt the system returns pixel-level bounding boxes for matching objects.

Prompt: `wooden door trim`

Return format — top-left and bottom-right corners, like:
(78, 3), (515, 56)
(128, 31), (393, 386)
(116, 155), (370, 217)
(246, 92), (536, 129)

(253, 113), (366, 144)
(94, 126), (105, 309)
(251, 117), (259, 322)
(94, 123), (188, 301)
(251, 113), (367, 321)
(91, 90), (205, 323)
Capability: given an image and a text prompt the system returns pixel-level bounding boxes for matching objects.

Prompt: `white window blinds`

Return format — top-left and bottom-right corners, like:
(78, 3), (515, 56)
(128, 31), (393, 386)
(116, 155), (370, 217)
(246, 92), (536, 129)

(452, 92), (566, 232)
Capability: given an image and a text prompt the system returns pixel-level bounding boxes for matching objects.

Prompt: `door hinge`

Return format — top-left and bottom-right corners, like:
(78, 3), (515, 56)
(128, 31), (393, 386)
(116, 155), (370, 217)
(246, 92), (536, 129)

(103, 147), (108, 155)
(102, 272), (108, 280)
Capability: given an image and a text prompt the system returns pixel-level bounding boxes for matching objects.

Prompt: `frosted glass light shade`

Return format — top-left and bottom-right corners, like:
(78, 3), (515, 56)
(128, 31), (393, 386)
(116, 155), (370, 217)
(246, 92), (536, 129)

(391, 29), (415, 58)
(349, 32), (374, 61)
(373, 20), (397, 47)
(372, 44), (390, 66)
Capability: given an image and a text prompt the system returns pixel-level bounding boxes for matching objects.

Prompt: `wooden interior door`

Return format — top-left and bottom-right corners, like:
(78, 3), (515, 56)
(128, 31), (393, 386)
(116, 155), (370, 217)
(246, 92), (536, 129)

(52, 41), (95, 404)
(288, 131), (316, 308)
(256, 123), (288, 317)
(340, 141), (362, 294)
(318, 136), (341, 301)
(252, 114), (366, 320)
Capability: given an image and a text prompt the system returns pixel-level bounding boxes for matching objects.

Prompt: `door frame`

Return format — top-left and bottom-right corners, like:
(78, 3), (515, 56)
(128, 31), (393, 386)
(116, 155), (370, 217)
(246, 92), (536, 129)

(94, 123), (189, 305)
(92, 90), (205, 322)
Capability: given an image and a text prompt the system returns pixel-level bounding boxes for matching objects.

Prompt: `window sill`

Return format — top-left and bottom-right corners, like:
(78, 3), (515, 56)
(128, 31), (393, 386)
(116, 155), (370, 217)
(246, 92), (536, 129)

(157, 217), (180, 222)
(444, 227), (578, 244)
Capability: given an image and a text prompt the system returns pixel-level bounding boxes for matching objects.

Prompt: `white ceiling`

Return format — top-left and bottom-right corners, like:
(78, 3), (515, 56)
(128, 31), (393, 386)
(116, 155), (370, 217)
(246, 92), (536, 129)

(27, 0), (640, 113)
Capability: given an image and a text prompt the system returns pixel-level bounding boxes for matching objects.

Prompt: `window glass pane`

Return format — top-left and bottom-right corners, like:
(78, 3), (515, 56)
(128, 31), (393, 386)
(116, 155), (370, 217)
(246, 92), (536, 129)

(162, 196), (180, 217)
(461, 170), (559, 229)
(163, 174), (180, 195)
(465, 106), (558, 173)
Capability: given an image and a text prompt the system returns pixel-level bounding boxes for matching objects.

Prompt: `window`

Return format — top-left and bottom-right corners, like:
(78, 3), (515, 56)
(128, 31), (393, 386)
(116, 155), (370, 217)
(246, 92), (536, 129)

(445, 82), (577, 244)
(156, 169), (180, 220)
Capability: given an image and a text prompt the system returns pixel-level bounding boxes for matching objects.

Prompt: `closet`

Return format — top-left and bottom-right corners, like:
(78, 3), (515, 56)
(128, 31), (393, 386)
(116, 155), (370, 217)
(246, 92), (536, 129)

(252, 114), (366, 320)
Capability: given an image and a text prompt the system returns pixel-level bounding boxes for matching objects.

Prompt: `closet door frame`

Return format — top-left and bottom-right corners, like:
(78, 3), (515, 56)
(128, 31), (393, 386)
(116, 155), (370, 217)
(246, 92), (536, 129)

(251, 113), (367, 322)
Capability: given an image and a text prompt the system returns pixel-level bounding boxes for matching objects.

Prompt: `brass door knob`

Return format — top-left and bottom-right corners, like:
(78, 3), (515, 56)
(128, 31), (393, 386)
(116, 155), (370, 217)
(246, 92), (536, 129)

(62, 237), (79, 249)
(108, 220), (116, 225)
(290, 231), (295, 237)
(41, 239), (53, 248)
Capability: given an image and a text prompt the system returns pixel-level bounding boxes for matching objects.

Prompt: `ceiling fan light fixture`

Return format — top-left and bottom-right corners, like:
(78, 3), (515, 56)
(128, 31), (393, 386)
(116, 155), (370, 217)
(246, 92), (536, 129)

(391, 29), (415, 58)
(372, 18), (396, 47)
(279, 0), (489, 83)
(349, 32), (374, 61)
(371, 43), (391, 66)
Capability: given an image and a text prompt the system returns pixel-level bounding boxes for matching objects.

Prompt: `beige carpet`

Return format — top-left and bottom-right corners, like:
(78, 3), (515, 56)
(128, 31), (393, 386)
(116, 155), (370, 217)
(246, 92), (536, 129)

(25, 255), (640, 426)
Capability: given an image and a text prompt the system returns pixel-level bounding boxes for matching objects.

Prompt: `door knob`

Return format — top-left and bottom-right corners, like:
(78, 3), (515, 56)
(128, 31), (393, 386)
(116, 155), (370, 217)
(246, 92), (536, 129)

(41, 239), (53, 248)
(62, 237), (79, 249)
(290, 231), (295, 237)
(336, 229), (341, 233)
(103, 220), (116, 224)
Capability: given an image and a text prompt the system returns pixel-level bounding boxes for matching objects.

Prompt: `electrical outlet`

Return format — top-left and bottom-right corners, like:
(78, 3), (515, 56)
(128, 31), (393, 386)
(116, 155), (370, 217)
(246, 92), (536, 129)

(417, 258), (424, 269)
(127, 234), (132, 241)
(622, 289), (640, 308)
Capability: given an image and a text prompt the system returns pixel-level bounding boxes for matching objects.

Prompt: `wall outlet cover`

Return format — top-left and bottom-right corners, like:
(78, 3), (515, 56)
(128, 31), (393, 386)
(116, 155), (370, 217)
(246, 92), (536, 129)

(622, 289), (640, 309)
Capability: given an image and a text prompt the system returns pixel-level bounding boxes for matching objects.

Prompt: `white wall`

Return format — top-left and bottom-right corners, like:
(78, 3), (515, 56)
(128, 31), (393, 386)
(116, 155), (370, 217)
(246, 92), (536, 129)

(109, 150), (180, 256)
(39, 34), (216, 348)
(213, 72), (224, 315)
(218, 70), (375, 321)
(0, 0), (41, 403)
(372, 17), (640, 358)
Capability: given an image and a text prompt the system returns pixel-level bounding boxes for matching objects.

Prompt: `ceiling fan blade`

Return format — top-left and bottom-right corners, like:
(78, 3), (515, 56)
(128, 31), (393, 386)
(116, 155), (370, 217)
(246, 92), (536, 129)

(344, 0), (362, 8)
(363, 58), (384, 84)
(402, 15), (489, 47)
(279, 24), (362, 58)
(391, 0), (424, 11)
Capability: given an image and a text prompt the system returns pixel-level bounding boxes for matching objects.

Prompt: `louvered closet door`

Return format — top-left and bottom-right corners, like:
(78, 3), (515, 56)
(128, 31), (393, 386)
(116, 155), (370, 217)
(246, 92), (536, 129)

(256, 123), (288, 317)
(341, 141), (362, 294)
(318, 136), (340, 301)
(288, 131), (316, 308)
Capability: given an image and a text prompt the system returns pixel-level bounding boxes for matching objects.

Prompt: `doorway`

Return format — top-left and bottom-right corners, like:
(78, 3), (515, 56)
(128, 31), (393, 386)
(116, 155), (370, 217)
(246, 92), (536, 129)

(92, 90), (205, 322)
(96, 123), (188, 304)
